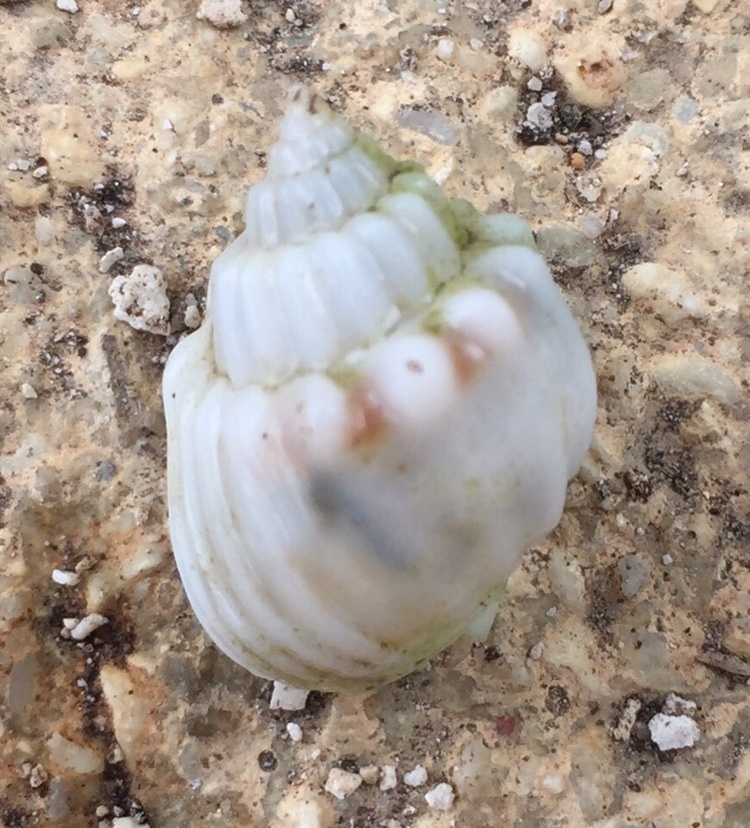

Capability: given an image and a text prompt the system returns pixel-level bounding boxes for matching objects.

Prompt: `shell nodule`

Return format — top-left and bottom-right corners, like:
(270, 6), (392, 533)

(162, 88), (597, 692)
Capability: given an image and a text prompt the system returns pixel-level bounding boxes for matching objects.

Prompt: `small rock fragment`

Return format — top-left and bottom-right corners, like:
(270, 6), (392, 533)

(570, 152), (585, 170)
(109, 265), (170, 336)
(649, 355), (740, 405)
(379, 764), (398, 791)
(435, 38), (454, 61)
(45, 778), (70, 821)
(541, 91), (557, 108)
(397, 107), (459, 146)
(35, 216), (55, 245)
(56, 0), (79, 12)
(425, 782), (455, 810)
(663, 693), (697, 716)
(113, 818), (147, 828)
(70, 613), (108, 640)
(99, 247), (124, 273)
(285, 722), (302, 742)
(617, 554), (651, 599)
(52, 569), (80, 586)
(270, 681), (309, 711)
(184, 304), (201, 329)
(21, 383), (38, 399)
(697, 650), (750, 679)
(29, 764), (48, 788)
(196, 0), (247, 28)
(547, 550), (586, 614)
(648, 713), (700, 751)
(359, 764), (379, 785)
(324, 768), (362, 800)
(403, 765), (428, 787)
(46, 732), (103, 775)
(553, 10), (572, 30)
(612, 697), (642, 741)
(526, 102), (553, 130)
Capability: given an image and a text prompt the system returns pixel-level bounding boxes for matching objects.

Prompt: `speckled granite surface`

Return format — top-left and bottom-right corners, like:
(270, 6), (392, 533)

(1, 1), (749, 826)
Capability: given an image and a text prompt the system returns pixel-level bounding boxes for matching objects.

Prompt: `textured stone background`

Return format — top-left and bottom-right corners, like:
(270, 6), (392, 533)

(1, 0), (749, 826)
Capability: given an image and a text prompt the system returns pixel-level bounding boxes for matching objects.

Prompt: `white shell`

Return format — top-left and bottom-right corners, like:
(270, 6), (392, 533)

(163, 87), (597, 692)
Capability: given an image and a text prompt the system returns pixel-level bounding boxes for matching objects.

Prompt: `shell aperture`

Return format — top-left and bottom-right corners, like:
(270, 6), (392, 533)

(162, 87), (597, 692)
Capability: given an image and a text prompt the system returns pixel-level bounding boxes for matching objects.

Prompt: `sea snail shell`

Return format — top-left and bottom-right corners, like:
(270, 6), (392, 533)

(162, 87), (597, 693)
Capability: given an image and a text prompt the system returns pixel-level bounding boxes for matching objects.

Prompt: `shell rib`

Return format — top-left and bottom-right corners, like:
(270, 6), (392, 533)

(163, 87), (597, 692)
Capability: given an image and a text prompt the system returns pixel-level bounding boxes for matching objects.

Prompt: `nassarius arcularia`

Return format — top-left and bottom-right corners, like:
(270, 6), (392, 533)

(162, 87), (597, 692)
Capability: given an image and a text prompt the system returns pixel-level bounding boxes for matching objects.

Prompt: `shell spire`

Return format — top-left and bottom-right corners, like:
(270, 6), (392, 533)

(266, 86), (354, 177)
(242, 88), (389, 251)
(162, 86), (597, 692)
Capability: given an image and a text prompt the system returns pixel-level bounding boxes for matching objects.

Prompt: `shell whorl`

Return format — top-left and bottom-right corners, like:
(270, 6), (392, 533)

(209, 89), (470, 389)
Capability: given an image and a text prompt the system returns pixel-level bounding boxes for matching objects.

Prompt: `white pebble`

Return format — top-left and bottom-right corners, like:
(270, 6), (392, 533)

(20, 383), (38, 400)
(111, 217), (127, 229)
(527, 76), (543, 91)
(184, 305), (202, 329)
(379, 764), (398, 791)
(109, 264), (170, 336)
(662, 554), (673, 566)
(52, 569), (80, 586)
(270, 681), (309, 711)
(56, 0), (78, 12)
(99, 247), (124, 274)
(648, 713), (700, 751)
(324, 768), (362, 800)
(285, 722), (303, 742)
(70, 613), (108, 640)
(403, 765), (428, 787)
(32, 166), (48, 179)
(112, 819), (144, 828)
(526, 102), (553, 130)
(424, 782), (455, 810)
